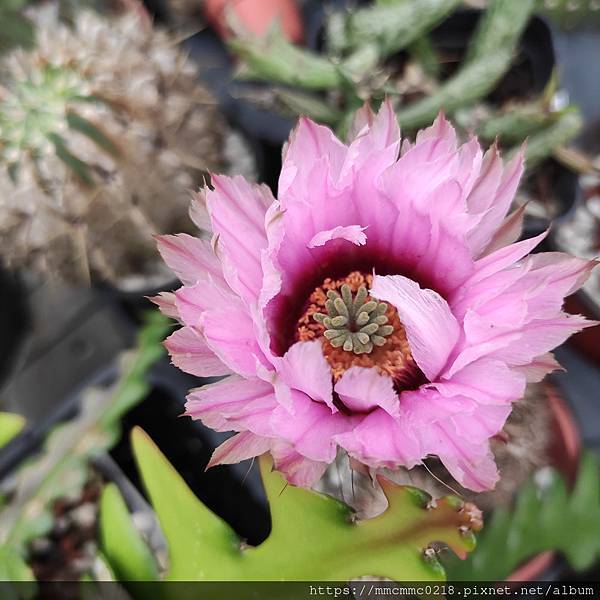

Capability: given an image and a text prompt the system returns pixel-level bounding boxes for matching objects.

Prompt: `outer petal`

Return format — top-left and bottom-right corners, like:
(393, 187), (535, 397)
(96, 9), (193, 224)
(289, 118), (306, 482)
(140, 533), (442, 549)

(149, 292), (179, 320)
(347, 99), (400, 150)
(334, 367), (399, 417)
(279, 117), (347, 199)
(450, 312), (594, 376)
(270, 442), (328, 487)
(481, 204), (527, 256)
(334, 410), (422, 470)
(206, 175), (274, 304)
(207, 432), (271, 468)
(427, 422), (500, 492)
(164, 327), (231, 377)
(174, 276), (239, 327)
(200, 308), (269, 377)
(271, 390), (355, 463)
(512, 353), (563, 383)
(435, 358), (526, 406)
(186, 376), (277, 437)
(156, 234), (224, 286)
(463, 230), (548, 289)
(466, 147), (525, 257)
(371, 274), (460, 381)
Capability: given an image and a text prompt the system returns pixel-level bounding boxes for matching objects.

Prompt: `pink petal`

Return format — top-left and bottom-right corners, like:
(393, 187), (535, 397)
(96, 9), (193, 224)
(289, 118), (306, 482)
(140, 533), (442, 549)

(465, 142), (503, 215)
(466, 148), (525, 256)
(206, 175), (274, 304)
(156, 234), (224, 286)
(148, 292), (179, 320)
(428, 422), (499, 492)
(454, 137), (483, 197)
(164, 327), (231, 377)
(334, 367), (399, 417)
(189, 189), (212, 231)
(308, 225), (367, 248)
(448, 404), (512, 444)
(174, 277), (240, 327)
(355, 99), (400, 149)
(522, 253), (598, 316)
(347, 102), (376, 142)
(200, 308), (268, 378)
(334, 409), (422, 470)
(371, 274), (460, 380)
(416, 111), (458, 148)
(451, 312), (595, 375)
(512, 353), (563, 383)
(207, 432), (271, 468)
(465, 230), (548, 287)
(270, 442), (328, 487)
(343, 100), (400, 176)
(488, 314), (597, 367)
(271, 390), (354, 463)
(481, 203), (527, 256)
(435, 358), (526, 406)
(275, 341), (334, 411)
(186, 376), (277, 437)
(280, 117), (347, 199)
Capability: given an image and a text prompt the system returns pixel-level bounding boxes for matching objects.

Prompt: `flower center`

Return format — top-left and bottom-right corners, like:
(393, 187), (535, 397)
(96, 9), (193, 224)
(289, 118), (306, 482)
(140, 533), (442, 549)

(295, 271), (423, 387)
(312, 285), (393, 354)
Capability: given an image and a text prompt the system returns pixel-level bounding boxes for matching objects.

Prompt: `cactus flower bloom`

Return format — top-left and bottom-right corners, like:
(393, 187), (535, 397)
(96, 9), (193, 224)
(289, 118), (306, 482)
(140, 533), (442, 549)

(155, 102), (596, 491)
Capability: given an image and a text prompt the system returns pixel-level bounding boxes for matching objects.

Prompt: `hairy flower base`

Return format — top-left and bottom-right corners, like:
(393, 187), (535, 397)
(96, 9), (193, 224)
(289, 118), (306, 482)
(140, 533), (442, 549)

(296, 271), (420, 385)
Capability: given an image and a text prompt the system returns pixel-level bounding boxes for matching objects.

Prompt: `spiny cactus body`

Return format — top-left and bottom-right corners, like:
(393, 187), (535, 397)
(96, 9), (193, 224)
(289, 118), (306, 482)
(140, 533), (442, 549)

(0, 8), (228, 289)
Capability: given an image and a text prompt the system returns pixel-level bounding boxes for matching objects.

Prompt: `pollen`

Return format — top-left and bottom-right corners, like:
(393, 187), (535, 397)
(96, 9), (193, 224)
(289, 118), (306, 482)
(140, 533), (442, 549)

(295, 272), (420, 384)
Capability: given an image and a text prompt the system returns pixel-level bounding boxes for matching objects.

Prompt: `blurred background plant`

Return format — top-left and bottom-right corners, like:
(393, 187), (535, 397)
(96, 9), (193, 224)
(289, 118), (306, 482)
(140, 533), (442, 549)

(229, 0), (582, 168)
(0, 2), (253, 290)
(0, 311), (168, 581)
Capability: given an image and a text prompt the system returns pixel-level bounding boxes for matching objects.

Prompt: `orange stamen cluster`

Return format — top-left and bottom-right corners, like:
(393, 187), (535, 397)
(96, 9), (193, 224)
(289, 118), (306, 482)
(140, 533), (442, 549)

(295, 271), (419, 384)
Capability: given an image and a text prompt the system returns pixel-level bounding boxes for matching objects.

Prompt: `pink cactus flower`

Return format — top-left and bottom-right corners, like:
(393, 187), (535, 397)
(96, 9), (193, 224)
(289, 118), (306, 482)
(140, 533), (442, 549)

(154, 102), (597, 492)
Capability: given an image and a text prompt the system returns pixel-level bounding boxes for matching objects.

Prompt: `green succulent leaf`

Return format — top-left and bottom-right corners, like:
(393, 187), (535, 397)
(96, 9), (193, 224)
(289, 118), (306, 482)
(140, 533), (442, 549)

(229, 30), (343, 91)
(339, 0), (460, 58)
(0, 412), (25, 449)
(0, 546), (36, 600)
(275, 89), (341, 126)
(515, 108), (583, 169)
(395, 0), (537, 129)
(99, 483), (159, 581)
(131, 427), (479, 581)
(445, 452), (600, 580)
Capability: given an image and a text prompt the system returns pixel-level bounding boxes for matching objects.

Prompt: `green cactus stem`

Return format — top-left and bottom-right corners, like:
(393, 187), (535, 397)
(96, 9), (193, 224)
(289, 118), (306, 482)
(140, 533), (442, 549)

(336, 0), (461, 59)
(395, 0), (537, 130)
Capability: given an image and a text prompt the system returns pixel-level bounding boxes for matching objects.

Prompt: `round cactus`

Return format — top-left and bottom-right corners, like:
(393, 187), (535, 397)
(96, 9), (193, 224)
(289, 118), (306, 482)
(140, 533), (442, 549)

(0, 8), (232, 289)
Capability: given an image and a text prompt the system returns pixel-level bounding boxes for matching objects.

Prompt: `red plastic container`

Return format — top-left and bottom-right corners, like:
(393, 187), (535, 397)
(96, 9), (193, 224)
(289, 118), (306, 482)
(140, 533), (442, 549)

(204, 0), (304, 43)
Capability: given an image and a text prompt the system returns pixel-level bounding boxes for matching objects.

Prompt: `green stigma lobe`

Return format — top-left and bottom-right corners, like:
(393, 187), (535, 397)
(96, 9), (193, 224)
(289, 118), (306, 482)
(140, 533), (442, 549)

(312, 284), (393, 354)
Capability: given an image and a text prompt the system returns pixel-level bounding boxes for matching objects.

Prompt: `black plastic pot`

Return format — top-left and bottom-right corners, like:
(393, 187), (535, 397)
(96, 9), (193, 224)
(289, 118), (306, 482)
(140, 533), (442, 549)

(523, 158), (582, 243)
(0, 267), (29, 390)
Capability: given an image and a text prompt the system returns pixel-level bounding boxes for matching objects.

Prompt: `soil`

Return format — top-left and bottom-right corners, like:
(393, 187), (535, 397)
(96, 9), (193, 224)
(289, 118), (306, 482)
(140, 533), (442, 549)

(28, 474), (102, 581)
